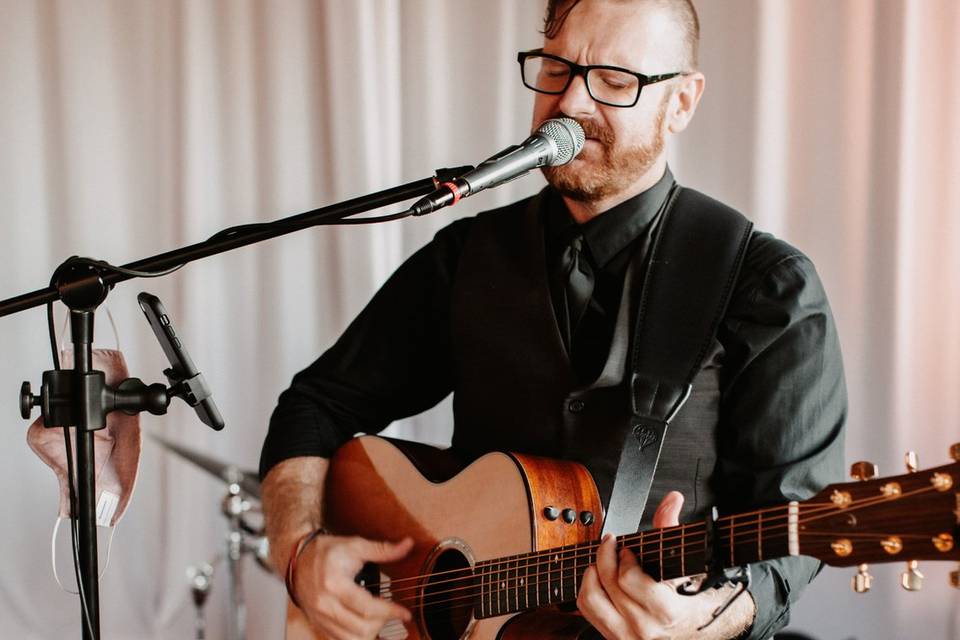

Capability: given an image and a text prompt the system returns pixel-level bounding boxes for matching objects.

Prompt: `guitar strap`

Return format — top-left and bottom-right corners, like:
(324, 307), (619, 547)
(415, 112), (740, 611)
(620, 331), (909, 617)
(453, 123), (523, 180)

(601, 187), (753, 536)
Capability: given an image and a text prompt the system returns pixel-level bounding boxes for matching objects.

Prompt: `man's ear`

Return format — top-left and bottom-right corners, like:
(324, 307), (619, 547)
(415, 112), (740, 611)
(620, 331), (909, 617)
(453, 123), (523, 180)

(666, 71), (705, 134)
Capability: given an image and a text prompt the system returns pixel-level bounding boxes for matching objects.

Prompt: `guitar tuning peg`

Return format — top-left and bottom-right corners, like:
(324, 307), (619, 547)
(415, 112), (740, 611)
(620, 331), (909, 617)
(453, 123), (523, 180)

(905, 451), (919, 473)
(950, 443), (960, 462)
(850, 461), (878, 481)
(852, 563), (873, 593)
(950, 566), (959, 589)
(901, 560), (924, 591)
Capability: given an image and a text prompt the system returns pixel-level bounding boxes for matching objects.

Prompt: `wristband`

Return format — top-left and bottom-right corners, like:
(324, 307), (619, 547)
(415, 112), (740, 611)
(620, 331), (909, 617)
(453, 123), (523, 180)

(284, 527), (326, 609)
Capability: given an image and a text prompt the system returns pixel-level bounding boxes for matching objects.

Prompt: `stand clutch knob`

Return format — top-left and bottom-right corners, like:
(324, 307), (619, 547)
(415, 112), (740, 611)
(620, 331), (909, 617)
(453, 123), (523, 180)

(20, 381), (39, 419)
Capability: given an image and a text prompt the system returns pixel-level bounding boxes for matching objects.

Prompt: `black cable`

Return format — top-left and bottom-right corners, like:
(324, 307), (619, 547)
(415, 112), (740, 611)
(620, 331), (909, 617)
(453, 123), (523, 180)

(333, 210), (414, 225)
(65, 256), (185, 279)
(47, 301), (99, 640)
(205, 207), (416, 242)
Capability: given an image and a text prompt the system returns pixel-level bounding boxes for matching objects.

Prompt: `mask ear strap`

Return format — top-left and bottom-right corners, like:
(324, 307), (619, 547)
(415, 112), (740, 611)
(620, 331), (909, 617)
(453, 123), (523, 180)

(50, 517), (119, 595)
(50, 517), (76, 595)
(56, 304), (121, 352)
(103, 306), (121, 351)
(57, 308), (69, 354)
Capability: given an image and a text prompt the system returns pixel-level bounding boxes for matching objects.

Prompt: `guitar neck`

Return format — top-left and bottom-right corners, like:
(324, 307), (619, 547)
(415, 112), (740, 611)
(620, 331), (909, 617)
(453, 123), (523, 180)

(474, 504), (794, 619)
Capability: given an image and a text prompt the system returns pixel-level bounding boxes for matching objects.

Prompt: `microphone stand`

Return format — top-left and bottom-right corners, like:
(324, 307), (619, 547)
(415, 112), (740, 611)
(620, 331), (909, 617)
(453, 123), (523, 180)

(0, 165), (471, 640)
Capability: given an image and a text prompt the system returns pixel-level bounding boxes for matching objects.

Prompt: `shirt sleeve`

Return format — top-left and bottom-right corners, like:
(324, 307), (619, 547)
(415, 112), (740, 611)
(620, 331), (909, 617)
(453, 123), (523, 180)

(715, 234), (847, 639)
(258, 218), (474, 479)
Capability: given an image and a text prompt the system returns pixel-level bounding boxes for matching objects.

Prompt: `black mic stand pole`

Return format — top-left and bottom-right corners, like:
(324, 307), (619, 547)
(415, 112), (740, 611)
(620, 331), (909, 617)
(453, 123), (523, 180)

(1, 165), (471, 640)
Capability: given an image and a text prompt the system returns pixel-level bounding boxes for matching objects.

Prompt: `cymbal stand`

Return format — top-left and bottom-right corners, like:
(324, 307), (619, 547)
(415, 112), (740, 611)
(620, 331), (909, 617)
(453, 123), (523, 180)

(222, 466), (252, 640)
(185, 467), (268, 640)
(187, 562), (215, 640)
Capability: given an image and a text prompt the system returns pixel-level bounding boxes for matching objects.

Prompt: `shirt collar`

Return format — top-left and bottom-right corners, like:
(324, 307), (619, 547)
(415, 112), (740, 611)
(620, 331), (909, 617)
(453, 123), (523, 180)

(546, 166), (676, 268)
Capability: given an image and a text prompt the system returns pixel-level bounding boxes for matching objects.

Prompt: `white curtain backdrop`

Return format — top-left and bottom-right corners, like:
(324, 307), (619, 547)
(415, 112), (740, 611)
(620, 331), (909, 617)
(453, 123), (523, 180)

(1, 1), (958, 638)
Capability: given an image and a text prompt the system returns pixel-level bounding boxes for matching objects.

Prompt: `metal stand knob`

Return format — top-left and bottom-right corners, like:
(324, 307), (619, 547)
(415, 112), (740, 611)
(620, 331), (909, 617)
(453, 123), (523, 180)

(187, 563), (215, 640)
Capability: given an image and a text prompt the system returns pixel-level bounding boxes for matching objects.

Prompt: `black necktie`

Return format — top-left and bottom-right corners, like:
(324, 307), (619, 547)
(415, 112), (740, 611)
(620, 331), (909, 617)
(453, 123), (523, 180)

(555, 233), (595, 350)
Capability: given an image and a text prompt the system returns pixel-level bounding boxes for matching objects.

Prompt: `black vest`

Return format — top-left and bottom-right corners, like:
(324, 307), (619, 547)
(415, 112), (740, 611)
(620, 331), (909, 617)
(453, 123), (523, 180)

(450, 191), (724, 528)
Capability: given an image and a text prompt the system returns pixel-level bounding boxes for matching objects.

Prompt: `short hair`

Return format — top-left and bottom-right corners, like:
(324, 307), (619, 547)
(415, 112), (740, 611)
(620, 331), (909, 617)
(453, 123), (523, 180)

(542, 0), (700, 70)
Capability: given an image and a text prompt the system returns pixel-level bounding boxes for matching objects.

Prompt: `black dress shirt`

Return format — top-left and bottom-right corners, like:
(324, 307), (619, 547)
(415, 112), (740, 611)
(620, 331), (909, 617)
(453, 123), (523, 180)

(259, 169), (846, 640)
(544, 168), (675, 382)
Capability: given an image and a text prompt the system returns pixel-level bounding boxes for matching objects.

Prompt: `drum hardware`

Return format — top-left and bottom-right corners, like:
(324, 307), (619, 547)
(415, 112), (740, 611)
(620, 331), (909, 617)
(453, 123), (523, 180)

(151, 433), (270, 640)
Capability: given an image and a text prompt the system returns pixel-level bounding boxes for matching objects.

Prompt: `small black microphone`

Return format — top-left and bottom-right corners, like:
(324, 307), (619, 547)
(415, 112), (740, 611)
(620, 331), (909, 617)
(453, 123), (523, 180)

(411, 118), (585, 216)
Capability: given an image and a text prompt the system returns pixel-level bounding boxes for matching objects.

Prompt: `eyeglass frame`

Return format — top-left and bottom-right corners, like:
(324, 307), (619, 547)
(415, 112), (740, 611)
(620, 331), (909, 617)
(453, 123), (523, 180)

(517, 48), (687, 108)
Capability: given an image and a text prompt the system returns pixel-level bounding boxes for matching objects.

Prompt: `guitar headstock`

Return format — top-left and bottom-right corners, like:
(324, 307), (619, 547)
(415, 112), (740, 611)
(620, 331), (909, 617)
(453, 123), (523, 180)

(797, 445), (960, 592)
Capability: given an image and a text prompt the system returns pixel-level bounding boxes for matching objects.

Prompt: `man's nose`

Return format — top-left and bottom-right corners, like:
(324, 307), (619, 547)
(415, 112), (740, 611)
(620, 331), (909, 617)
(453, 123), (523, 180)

(557, 73), (597, 118)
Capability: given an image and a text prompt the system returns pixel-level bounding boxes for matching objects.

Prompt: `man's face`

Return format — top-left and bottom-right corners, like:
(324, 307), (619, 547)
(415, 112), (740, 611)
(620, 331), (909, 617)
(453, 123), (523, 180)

(533, 0), (685, 203)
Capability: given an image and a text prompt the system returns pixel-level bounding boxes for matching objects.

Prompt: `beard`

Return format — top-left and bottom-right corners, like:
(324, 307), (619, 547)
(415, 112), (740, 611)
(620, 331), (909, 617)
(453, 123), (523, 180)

(542, 94), (670, 203)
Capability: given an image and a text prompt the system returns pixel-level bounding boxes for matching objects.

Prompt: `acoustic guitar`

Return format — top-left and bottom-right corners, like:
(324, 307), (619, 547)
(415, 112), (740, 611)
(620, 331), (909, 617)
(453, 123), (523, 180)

(286, 436), (960, 639)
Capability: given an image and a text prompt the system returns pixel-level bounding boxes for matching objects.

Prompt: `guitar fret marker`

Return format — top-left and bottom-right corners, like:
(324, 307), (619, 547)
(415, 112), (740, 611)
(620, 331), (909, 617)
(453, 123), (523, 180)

(513, 559), (519, 612)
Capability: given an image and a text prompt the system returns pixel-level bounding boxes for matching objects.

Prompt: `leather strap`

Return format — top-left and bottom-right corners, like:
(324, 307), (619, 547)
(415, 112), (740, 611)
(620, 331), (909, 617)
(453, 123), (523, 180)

(602, 187), (753, 536)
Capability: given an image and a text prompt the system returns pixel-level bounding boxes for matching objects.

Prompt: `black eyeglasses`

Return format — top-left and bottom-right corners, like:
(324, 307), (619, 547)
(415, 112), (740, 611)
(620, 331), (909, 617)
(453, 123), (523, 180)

(517, 49), (685, 108)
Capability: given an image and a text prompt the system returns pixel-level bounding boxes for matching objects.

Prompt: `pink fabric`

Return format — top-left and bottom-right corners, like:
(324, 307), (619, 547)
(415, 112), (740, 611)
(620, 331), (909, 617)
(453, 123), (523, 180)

(26, 349), (142, 527)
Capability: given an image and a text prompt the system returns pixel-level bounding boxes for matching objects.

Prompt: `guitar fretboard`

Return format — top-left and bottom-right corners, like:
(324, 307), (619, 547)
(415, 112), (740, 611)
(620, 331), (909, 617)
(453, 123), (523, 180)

(472, 505), (793, 619)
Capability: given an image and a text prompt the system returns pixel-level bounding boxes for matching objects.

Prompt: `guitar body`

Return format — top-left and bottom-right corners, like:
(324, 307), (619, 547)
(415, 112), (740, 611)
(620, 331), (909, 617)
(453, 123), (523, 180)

(286, 436), (603, 639)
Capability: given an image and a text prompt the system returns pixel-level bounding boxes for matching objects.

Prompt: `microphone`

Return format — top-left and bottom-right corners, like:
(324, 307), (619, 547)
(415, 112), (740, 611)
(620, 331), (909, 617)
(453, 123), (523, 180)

(411, 117), (585, 216)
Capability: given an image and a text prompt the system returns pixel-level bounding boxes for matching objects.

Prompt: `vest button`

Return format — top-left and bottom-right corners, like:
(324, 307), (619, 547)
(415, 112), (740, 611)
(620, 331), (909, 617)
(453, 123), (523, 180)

(568, 399), (585, 413)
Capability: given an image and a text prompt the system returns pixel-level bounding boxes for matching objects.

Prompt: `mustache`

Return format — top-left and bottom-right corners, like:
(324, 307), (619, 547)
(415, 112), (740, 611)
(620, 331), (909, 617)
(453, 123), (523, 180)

(569, 117), (615, 146)
(536, 116), (615, 147)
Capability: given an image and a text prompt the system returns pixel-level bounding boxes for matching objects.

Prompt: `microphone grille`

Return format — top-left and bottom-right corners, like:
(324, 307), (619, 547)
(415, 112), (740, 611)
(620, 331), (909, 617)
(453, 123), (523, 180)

(537, 117), (585, 166)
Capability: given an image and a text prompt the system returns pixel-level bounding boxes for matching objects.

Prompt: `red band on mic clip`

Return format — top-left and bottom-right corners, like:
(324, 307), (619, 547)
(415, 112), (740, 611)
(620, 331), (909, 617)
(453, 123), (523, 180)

(440, 181), (463, 206)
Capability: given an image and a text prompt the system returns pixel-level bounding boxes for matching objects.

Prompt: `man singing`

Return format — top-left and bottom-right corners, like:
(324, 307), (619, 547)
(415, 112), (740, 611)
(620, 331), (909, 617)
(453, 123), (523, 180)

(259, 1), (846, 638)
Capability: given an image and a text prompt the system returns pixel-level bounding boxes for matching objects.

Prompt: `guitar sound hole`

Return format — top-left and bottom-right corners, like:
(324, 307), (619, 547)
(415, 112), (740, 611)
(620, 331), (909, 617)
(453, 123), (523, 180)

(421, 548), (473, 640)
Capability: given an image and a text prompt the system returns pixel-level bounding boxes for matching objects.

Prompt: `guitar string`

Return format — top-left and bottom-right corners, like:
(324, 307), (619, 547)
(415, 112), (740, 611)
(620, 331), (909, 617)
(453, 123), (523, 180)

(379, 526), (940, 617)
(375, 495), (874, 594)
(797, 531), (936, 540)
(381, 505), (798, 591)
(392, 524), (954, 618)
(378, 488), (906, 591)
(376, 484), (941, 603)
(379, 526), (935, 610)
(386, 482), (942, 591)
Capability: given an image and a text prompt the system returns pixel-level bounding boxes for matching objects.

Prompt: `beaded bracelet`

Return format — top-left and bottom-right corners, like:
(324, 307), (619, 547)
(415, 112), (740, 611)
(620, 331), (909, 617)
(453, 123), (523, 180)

(284, 527), (326, 609)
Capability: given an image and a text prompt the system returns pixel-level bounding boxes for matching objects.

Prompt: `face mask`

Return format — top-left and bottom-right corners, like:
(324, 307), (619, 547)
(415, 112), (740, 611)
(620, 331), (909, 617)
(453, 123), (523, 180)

(26, 346), (142, 590)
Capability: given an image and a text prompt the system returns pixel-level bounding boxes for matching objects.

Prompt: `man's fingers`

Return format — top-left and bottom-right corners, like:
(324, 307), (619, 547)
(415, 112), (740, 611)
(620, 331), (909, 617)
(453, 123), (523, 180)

(353, 536), (415, 563)
(651, 490), (685, 529)
(298, 535), (415, 638)
(594, 534), (623, 598)
(578, 565), (631, 640)
(341, 582), (412, 624)
(307, 597), (370, 640)
(619, 548), (686, 628)
(617, 546), (657, 593)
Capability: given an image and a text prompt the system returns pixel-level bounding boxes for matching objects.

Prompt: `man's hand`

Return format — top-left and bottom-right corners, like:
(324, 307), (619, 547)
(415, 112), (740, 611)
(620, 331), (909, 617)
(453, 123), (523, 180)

(291, 534), (414, 640)
(577, 492), (755, 640)
(261, 457), (414, 639)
